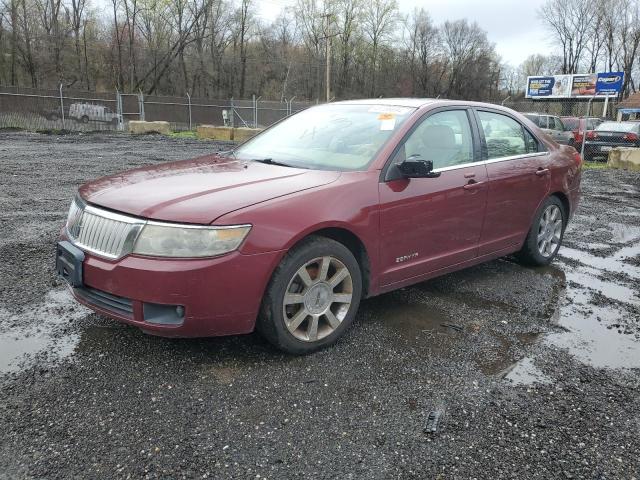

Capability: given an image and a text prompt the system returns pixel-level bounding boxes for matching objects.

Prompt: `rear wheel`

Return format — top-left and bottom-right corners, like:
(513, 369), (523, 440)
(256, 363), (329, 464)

(257, 236), (362, 354)
(81, 115), (89, 124)
(516, 196), (566, 266)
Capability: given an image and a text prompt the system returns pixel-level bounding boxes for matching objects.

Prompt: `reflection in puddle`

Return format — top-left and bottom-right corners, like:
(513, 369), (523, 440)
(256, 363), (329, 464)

(543, 257), (640, 369)
(502, 357), (552, 386)
(560, 244), (640, 280)
(546, 299), (640, 369)
(0, 289), (88, 374)
(564, 265), (639, 306)
(609, 223), (640, 244)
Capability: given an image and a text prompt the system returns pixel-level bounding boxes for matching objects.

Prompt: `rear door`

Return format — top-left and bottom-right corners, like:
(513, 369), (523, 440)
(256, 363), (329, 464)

(474, 109), (551, 255)
(378, 108), (488, 286)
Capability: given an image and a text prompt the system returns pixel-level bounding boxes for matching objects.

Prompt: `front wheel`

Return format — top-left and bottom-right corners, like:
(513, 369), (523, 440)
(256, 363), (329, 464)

(257, 236), (362, 354)
(516, 196), (566, 266)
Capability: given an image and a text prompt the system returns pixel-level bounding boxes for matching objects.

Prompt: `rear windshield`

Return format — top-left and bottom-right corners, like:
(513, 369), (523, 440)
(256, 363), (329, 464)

(596, 122), (637, 133)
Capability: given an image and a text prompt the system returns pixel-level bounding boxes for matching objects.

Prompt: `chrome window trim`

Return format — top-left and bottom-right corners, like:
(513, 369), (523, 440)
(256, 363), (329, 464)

(431, 151), (549, 173)
(483, 151), (549, 166)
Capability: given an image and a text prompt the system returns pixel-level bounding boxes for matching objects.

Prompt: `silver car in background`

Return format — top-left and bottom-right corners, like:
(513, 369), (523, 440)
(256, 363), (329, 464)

(523, 113), (574, 145)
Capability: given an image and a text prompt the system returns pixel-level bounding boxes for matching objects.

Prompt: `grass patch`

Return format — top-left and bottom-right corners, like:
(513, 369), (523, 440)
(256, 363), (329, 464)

(583, 161), (609, 170)
(167, 130), (198, 139)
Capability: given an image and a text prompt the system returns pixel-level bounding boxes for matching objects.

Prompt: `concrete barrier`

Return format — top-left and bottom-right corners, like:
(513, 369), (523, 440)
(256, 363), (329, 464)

(233, 127), (263, 143)
(196, 125), (233, 140)
(608, 148), (640, 171)
(128, 120), (171, 135)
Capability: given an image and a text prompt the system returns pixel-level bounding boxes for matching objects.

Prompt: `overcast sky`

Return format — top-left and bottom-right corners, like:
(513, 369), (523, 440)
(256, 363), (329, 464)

(257, 0), (550, 67)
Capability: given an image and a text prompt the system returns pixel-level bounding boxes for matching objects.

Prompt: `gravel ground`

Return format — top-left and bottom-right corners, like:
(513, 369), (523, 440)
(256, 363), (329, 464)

(0, 131), (639, 479)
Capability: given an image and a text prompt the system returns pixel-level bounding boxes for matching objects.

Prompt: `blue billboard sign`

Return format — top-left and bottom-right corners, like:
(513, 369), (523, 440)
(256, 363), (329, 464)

(596, 72), (624, 95)
(526, 72), (625, 98)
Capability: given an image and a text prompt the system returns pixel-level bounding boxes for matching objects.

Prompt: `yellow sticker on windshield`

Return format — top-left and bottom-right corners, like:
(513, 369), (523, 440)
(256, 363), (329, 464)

(377, 113), (395, 120)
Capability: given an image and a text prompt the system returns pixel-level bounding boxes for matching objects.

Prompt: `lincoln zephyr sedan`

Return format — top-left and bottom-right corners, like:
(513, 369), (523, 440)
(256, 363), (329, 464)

(56, 99), (581, 354)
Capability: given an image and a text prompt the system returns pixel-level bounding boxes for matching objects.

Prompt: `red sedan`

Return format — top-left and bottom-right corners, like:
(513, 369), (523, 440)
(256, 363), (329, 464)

(56, 99), (582, 354)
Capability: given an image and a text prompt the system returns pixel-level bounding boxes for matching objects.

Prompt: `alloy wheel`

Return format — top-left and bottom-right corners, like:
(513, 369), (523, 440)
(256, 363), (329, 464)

(282, 256), (353, 342)
(537, 204), (563, 257)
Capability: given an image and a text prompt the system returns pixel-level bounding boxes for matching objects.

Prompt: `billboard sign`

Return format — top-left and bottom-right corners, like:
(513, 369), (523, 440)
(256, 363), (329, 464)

(571, 74), (597, 96)
(595, 72), (624, 95)
(526, 75), (572, 98)
(526, 72), (624, 98)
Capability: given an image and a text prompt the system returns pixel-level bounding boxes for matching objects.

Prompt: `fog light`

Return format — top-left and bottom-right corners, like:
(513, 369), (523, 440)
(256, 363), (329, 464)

(143, 302), (185, 326)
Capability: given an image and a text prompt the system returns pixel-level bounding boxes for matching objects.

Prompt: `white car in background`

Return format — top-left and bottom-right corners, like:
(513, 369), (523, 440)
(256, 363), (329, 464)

(68, 103), (117, 124)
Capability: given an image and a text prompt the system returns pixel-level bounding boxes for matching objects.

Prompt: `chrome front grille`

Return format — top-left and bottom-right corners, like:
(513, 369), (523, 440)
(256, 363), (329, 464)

(66, 197), (144, 259)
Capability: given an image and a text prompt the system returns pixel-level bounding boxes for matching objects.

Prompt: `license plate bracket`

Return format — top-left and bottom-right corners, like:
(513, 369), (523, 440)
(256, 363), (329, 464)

(56, 241), (85, 287)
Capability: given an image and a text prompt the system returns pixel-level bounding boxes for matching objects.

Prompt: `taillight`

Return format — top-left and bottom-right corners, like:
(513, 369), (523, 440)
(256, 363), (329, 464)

(575, 130), (583, 143)
(586, 131), (598, 140)
(623, 132), (638, 142)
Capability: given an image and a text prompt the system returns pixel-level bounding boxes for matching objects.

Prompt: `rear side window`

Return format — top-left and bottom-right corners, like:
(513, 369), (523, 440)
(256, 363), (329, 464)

(478, 111), (532, 159)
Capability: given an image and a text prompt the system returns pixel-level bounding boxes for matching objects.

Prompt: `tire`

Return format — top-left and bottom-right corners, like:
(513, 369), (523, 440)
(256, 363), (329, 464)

(81, 115), (89, 124)
(516, 196), (566, 266)
(257, 236), (363, 354)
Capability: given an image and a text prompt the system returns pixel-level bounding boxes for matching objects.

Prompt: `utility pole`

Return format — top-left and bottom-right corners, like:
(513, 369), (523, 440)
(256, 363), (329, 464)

(326, 32), (331, 102)
(321, 13), (337, 103)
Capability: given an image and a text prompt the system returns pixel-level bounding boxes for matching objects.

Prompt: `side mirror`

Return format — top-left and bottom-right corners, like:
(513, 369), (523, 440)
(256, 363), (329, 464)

(397, 154), (441, 178)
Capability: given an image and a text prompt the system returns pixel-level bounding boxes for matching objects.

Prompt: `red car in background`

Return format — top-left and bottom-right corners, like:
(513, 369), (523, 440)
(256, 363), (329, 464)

(561, 116), (603, 152)
(56, 99), (582, 354)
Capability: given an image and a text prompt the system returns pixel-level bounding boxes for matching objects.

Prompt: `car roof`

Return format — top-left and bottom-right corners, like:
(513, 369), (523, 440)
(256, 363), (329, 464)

(333, 98), (438, 108)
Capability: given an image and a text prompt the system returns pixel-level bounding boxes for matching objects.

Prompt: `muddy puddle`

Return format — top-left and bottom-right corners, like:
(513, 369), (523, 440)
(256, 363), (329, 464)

(363, 292), (546, 381)
(0, 289), (89, 374)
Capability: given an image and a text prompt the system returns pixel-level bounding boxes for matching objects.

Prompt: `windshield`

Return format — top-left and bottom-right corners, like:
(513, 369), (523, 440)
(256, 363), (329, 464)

(596, 122), (637, 133)
(234, 104), (415, 171)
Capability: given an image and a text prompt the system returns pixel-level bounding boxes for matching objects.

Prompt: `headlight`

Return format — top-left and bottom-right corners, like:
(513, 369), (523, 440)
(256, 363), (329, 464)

(133, 222), (251, 258)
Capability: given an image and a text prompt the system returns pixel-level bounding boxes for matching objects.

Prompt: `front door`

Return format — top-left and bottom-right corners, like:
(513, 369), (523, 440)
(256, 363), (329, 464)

(474, 109), (551, 255)
(378, 108), (488, 287)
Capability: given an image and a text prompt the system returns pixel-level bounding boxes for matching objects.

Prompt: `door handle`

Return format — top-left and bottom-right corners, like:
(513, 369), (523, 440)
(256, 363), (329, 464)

(464, 172), (476, 179)
(463, 180), (485, 190)
(535, 168), (550, 176)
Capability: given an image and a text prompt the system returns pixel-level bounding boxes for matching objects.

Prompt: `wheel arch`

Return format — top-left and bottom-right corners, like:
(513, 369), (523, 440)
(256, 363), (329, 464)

(286, 226), (372, 298)
(549, 191), (571, 222)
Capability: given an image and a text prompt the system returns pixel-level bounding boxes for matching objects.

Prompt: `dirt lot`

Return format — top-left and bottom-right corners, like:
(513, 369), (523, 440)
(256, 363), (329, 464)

(0, 131), (639, 479)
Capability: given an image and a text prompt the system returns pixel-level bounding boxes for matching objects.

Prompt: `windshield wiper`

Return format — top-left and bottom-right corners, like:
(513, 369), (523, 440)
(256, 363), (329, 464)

(252, 158), (304, 168)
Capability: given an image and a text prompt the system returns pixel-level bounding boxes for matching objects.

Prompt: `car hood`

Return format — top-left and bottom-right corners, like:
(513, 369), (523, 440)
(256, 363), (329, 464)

(79, 154), (341, 224)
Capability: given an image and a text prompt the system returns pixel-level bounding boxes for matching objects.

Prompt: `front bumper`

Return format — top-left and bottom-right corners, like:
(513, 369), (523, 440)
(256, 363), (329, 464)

(60, 234), (284, 337)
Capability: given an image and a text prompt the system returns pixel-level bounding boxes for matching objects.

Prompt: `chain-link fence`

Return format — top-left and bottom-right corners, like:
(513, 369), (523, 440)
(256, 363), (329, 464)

(0, 85), (312, 133)
(502, 97), (619, 120)
(0, 86), (626, 136)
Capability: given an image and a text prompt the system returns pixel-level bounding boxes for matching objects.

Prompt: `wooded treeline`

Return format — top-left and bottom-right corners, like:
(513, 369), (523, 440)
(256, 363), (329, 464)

(0, 0), (638, 100)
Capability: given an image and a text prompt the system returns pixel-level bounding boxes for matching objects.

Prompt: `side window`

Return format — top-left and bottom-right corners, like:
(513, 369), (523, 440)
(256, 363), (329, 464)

(541, 116), (549, 129)
(478, 111), (527, 159)
(554, 117), (565, 131)
(397, 110), (474, 169)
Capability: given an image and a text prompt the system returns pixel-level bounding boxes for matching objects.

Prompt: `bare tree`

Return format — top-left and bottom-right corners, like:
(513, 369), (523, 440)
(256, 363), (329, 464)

(538, 0), (595, 74)
(361, 0), (397, 96)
